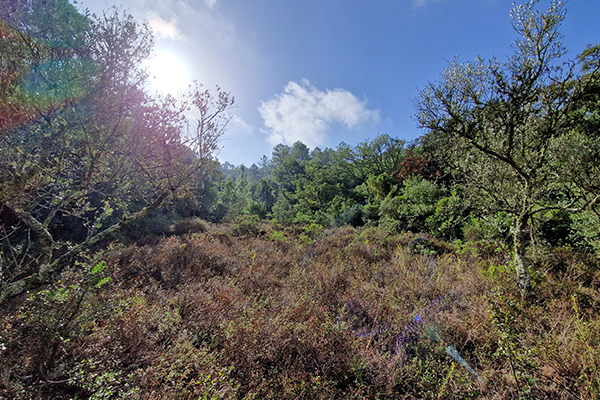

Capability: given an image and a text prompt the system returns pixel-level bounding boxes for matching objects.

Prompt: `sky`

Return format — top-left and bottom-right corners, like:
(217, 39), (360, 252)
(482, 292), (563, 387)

(77, 0), (600, 166)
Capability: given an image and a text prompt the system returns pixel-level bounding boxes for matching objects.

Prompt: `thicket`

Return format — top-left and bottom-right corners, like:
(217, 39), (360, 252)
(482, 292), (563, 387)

(0, 0), (233, 302)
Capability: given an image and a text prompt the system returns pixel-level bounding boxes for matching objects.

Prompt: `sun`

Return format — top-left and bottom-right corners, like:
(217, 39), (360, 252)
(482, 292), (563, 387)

(145, 51), (190, 95)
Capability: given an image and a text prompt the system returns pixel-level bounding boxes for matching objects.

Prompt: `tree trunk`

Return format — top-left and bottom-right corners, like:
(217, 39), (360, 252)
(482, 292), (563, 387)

(513, 215), (534, 298)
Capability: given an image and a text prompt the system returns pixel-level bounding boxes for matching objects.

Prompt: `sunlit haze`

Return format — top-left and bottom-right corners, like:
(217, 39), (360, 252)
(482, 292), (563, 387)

(144, 51), (190, 95)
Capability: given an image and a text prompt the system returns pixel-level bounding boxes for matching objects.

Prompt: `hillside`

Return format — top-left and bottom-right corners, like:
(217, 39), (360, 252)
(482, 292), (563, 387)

(1, 221), (599, 399)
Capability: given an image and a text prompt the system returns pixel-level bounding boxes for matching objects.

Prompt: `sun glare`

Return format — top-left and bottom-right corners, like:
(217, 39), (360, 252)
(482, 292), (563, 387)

(145, 51), (190, 95)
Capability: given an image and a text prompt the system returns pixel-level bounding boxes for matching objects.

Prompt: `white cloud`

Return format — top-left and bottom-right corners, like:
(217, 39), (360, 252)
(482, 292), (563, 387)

(147, 13), (186, 41)
(259, 79), (379, 148)
(205, 0), (218, 9)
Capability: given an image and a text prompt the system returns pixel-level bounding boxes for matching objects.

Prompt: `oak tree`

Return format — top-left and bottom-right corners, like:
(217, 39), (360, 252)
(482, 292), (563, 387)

(415, 0), (594, 296)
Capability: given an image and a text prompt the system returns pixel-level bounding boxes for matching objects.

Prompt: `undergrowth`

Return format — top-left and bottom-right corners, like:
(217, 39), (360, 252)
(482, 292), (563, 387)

(1, 223), (599, 399)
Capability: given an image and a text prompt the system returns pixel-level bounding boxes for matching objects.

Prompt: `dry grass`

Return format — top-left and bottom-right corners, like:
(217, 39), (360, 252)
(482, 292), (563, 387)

(1, 223), (599, 399)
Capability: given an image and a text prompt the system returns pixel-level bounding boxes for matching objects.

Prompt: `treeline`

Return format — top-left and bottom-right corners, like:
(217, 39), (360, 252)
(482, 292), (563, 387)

(202, 136), (457, 235)
(204, 136), (411, 227)
(200, 113), (598, 253)
(0, 0), (599, 301)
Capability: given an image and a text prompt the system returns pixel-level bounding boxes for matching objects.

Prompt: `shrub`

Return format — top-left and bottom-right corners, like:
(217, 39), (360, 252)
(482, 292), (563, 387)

(3, 222), (600, 399)
(380, 177), (443, 234)
(171, 218), (208, 235)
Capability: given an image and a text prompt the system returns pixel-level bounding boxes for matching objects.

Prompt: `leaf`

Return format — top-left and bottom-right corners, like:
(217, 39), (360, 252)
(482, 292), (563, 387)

(90, 260), (107, 275)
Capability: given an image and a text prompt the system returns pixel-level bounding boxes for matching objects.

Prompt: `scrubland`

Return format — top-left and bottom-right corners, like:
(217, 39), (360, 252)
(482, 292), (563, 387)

(1, 221), (599, 399)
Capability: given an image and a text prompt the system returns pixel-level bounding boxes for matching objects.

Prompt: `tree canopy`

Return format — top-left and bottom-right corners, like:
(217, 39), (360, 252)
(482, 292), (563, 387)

(0, 0), (233, 302)
(415, 0), (600, 296)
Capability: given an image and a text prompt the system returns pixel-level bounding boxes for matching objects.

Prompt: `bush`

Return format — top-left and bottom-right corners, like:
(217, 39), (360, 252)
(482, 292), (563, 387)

(171, 218), (208, 236)
(380, 177), (443, 233)
(230, 215), (261, 237)
(463, 212), (512, 244)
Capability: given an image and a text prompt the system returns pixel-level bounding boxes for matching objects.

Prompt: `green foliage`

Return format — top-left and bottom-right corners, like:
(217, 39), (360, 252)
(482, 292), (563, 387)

(211, 134), (417, 229)
(230, 214), (261, 237)
(270, 192), (294, 224)
(70, 358), (129, 400)
(269, 229), (290, 243)
(87, 260), (111, 289)
(366, 173), (395, 202)
(488, 292), (540, 399)
(463, 213), (513, 244)
(380, 176), (443, 234)
(570, 210), (600, 252)
(414, 0), (600, 296)
(427, 185), (470, 240)
(0, 0), (234, 303)
(335, 134), (407, 184)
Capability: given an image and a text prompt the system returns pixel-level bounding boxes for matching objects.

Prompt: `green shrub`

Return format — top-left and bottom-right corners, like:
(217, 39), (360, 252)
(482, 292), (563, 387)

(380, 177), (443, 233)
(171, 218), (208, 236)
(230, 215), (261, 237)
(463, 212), (512, 243)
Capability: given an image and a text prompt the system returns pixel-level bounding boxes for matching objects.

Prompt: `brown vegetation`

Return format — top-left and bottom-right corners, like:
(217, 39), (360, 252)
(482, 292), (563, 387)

(1, 222), (599, 399)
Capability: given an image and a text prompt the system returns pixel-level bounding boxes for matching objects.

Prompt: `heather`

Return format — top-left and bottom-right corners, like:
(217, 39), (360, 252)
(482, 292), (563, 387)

(2, 222), (599, 399)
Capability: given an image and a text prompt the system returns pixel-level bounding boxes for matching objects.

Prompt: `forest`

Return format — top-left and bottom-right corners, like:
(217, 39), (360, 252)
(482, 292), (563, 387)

(1, 0), (600, 398)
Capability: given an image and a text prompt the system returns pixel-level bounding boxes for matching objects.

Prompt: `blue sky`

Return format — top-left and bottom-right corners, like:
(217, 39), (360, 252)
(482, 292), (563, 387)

(79, 0), (600, 166)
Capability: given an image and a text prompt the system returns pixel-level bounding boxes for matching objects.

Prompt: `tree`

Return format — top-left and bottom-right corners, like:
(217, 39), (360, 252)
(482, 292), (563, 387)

(415, 0), (594, 296)
(335, 134), (407, 185)
(560, 45), (600, 211)
(0, 2), (234, 303)
(0, 0), (92, 131)
(270, 142), (308, 193)
(550, 44), (600, 249)
(380, 176), (443, 233)
(291, 147), (344, 225)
